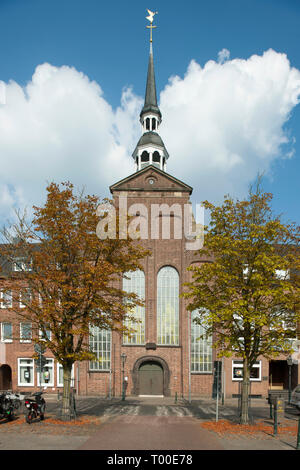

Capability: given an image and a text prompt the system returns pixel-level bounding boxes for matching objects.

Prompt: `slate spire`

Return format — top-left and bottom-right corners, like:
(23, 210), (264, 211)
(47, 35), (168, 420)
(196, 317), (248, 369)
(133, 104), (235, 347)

(140, 43), (162, 121)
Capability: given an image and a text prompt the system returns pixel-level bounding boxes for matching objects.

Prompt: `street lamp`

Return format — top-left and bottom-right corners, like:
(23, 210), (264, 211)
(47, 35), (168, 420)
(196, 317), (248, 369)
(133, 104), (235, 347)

(121, 353), (127, 401)
(287, 355), (293, 404)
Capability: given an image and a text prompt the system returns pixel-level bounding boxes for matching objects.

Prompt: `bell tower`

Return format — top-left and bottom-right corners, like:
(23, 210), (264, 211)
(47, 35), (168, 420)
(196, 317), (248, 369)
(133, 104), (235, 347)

(132, 12), (169, 172)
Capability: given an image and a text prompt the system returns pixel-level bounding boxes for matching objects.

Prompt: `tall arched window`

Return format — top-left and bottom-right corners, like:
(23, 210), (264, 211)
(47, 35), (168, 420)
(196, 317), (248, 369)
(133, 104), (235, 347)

(191, 310), (212, 372)
(157, 266), (179, 345)
(123, 270), (145, 344)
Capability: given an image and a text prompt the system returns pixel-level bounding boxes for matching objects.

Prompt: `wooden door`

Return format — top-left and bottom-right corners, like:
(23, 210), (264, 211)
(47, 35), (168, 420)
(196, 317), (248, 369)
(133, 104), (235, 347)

(139, 361), (163, 395)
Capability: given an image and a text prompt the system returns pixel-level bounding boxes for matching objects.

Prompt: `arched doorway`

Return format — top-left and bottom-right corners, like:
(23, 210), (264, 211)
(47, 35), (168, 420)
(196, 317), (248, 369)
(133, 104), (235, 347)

(132, 356), (171, 396)
(0, 365), (12, 390)
(139, 361), (163, 396)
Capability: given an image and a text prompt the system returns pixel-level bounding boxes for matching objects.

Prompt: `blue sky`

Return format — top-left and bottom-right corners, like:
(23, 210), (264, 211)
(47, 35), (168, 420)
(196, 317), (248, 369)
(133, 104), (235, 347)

(0, 0), (299, 226)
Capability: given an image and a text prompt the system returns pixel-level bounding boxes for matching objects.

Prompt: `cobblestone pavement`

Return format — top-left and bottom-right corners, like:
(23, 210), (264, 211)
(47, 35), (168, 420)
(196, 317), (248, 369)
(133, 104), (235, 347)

(0, 395), (298, 451)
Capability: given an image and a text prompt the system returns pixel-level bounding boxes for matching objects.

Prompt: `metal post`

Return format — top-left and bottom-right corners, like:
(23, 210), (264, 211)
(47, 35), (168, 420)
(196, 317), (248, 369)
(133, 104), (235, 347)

(221, 357), (225, 405)
(39, 352), (43, 392)
(109, 368), (112, 400)
(297, 416), (300, 450)
(216, 363), (219, 422)
(121, 353), (126, 401)
(287, 356), (293, 405)
(288, 365), (292, 404)
(273, 402), (278, 436)
(270, 402), (273, 419)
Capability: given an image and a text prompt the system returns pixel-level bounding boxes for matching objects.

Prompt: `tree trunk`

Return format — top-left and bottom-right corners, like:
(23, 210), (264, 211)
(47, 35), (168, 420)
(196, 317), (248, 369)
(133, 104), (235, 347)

(240, 359), (250, 424)
(61, 364), (74, 421)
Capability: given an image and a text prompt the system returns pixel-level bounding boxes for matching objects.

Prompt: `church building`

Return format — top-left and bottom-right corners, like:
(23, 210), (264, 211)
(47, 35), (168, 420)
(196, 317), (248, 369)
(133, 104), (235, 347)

(0, 22), (299, 400)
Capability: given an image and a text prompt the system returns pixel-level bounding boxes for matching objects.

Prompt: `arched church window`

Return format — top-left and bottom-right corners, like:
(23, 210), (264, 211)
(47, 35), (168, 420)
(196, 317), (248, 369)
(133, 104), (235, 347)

(157, 266), (179, 345)
(191, 310), (212, 372)
(146, 118), (150, 130)
(123, 270), (145, 345)
(152, 118), (156, 131)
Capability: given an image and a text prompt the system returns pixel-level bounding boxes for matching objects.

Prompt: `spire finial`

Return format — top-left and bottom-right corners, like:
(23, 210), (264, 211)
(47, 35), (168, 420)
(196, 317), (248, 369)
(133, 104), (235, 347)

(146, 9), (158, 45)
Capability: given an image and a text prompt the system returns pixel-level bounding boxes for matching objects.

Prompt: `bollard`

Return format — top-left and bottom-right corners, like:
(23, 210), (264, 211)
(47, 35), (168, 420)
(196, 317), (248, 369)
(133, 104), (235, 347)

(297, 416), (300, 450)
(269, 402), (273, 419)
(273, 404), (278, 436)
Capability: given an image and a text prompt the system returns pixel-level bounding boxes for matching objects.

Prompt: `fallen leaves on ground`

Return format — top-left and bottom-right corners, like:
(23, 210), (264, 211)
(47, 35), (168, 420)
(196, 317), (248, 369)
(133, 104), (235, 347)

(200, 419), (298, 438)
(0, 414), (102, 435)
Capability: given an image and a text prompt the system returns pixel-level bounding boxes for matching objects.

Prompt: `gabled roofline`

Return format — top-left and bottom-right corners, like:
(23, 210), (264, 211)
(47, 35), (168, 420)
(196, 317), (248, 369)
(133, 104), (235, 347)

(109, 165), (193, 194)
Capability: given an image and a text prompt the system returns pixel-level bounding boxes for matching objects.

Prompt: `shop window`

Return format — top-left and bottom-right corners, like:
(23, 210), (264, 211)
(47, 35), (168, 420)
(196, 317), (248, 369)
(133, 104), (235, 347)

(57, 363), (75, 387)
(232, 360), (261, 381)
(37, 358), (54, 387)
(18, 358), (34, 386)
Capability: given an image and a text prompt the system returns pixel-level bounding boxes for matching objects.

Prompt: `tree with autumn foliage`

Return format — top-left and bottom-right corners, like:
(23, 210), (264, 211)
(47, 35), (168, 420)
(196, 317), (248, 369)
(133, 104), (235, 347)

(0, 182), (149, 420)
(184, 179), (300, 424)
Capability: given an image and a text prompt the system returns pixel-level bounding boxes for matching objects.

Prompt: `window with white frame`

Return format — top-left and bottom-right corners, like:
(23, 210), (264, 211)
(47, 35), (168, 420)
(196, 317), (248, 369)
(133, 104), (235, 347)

(57, 363), (75, 387)
(18, 358), (34, 386)
(191, 310), (212, 373)
(37, 358), (54, 387)
(39, 324), (51, 341)
(275, 269), (290, 280)
(19, 288), (32, 308)
(1, 322), (12, 342)
(12, 257), (32, 272)
(123, 270), (145, 345)
(157, 266), (179, 345)
(0, 290), (12, 308)
(89, 325), (111, 371)
(20, 322), (32, 343)
(232, 360), (261, 381)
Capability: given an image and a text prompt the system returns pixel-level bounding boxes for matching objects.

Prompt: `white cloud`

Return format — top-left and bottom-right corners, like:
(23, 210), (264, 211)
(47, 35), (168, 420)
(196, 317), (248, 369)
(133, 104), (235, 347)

(159, 49), (300, 205)
(0, 63), (137, 222)
(0, 48), (299, 225)
(218, 48), (230, 64)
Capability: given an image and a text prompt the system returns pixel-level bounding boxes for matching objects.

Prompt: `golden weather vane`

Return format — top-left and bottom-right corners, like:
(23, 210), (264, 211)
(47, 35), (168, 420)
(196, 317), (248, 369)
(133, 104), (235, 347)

(146, 9), (158, 43)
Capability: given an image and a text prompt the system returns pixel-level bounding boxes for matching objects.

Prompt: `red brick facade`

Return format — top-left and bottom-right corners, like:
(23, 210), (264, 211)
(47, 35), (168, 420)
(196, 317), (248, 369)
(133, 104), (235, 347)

(1, 164), (298, 399)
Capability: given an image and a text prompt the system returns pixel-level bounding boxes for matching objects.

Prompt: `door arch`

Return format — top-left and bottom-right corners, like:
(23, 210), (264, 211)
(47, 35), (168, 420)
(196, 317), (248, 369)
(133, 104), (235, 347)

(132, 356), (171, 396)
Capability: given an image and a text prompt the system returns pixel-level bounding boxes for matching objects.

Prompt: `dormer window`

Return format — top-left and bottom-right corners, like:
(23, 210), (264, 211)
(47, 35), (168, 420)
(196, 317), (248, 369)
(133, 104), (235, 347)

(13, 257), (32, 272)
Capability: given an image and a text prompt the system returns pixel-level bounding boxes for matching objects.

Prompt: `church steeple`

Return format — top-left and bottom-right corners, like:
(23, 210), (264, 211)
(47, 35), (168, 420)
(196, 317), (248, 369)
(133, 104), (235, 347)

(132, 11), (169, 172)
(140, 43), (162, 124)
